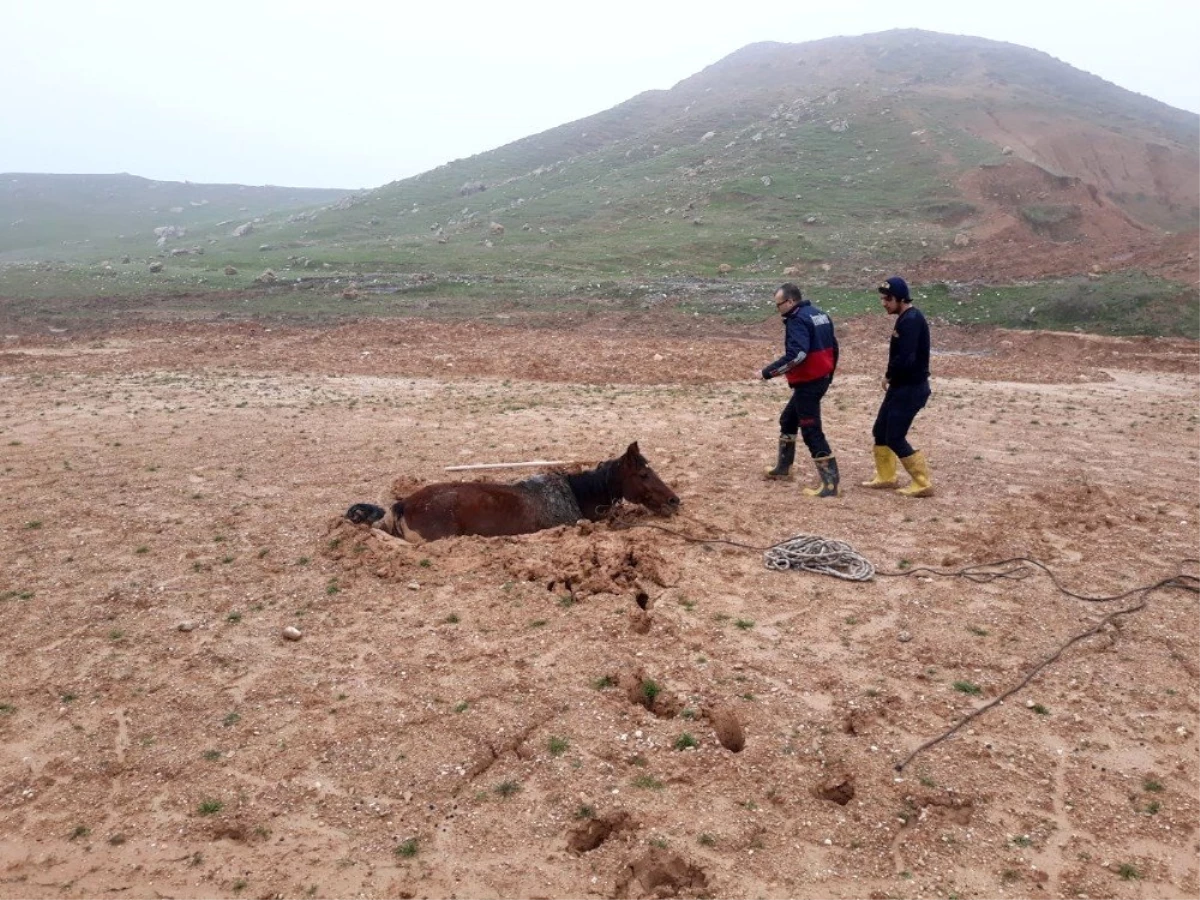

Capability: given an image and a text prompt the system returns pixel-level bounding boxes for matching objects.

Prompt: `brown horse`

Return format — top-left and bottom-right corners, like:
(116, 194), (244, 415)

(345, 442), (680, 542)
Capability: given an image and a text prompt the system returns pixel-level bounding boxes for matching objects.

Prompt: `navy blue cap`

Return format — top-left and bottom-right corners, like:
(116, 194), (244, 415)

(877, 276), (910, 301)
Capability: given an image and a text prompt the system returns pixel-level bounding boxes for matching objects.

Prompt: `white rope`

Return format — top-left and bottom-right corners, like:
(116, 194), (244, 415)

(764, 534), (875, 581)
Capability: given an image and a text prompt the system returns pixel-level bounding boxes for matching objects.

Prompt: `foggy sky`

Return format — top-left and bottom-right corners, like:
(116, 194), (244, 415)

(3, 0), (1197, 189)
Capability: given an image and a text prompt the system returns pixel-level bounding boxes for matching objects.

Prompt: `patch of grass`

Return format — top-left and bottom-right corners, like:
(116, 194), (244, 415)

(640, 679), (661, 704)
(632, 774), (664, 790)
(69, 824), (90, 840)
(222, 711), (240, 727)
(1031, 703), (1050, 715)
(197, 799), (224, 816)
(674, 732), (698, 751)
(443, 613), (460, 624)
(1118, 863), (1139, 881)
(1011, 834), (1032, 847)
(1143, 778), (1163, 792)
(557, 593), (577, 608)
(734, 618), (755, 630)
(967, 625), (988, 636)
(202, 749), (222, 761)
(574, 804), (596, 820)
(226, 611), (242, 623)
(494, 780), (521, 798)
(698, 833), (716, 846)
(593, 675), (617, 690)
(548, 736), (569, 756)
(952, 680), (982, 696)
(24, 520), (43, 530)
(395, 838), (419, 858)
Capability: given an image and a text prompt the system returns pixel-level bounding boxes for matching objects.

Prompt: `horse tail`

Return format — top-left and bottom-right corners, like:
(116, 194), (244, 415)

(345, 502), (386, 525)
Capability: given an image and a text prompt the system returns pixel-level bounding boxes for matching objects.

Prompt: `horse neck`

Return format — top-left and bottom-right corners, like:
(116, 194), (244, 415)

(565, 459), (620, 520)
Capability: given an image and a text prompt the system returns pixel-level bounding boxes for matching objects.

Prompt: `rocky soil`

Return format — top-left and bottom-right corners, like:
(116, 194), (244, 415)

(0, 311), (1197, 899)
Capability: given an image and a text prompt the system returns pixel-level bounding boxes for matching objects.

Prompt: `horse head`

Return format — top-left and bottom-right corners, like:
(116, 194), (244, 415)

(615, 441), (681, 515)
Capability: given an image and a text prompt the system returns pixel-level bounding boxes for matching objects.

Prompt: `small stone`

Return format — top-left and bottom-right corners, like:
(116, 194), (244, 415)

(282, 626), (303, 641)
(177, 621), (196, 632)
(407, 582), (420, 591)
(898, 631), (912, 643)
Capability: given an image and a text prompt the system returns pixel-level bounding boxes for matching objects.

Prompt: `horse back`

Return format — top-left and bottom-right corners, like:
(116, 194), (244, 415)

(399, 481), (546, 541)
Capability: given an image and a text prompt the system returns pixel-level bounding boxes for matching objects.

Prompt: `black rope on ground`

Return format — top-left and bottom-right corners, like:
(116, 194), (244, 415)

(605, 519), (1200, 772)
(893, 571), (1198, 772)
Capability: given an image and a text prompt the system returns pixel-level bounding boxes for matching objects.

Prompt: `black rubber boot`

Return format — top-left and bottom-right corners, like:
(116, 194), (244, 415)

(764, 435), (797, 480)
(802, 455), (840, 497)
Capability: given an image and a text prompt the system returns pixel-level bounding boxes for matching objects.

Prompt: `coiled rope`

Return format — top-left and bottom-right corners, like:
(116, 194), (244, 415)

(763, 534), (875, 581)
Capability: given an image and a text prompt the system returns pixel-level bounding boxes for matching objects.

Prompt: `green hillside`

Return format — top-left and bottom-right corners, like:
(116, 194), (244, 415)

(0, 173), (351, 261)
(0, 30), (1195, 336)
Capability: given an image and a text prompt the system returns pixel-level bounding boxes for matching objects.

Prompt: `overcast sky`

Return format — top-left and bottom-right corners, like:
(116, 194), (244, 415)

(3, 0), (1198, 189)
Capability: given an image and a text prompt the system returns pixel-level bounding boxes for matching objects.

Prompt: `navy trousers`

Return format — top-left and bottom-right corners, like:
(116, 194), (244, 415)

(872, 381), (930, 459)
(780, 375), (832, 458)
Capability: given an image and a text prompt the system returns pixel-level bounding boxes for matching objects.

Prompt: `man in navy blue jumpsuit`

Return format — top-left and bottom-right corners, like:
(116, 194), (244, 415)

(862, 276), (934, 497)
(760, 283), (840, 497)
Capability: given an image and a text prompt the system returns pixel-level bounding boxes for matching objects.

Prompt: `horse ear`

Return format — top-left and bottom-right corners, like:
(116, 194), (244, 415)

(625, 441), (640, 459)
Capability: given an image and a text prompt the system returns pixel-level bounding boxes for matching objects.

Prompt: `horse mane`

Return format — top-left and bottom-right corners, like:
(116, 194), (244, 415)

(564, 457), (621, 520)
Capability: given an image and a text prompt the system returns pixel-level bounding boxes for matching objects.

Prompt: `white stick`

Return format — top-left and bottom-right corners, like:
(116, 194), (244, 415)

(444, 460), (567, 472)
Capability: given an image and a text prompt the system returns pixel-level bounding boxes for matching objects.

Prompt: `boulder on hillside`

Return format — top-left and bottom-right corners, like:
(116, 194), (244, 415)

(233, 222), (255, 238)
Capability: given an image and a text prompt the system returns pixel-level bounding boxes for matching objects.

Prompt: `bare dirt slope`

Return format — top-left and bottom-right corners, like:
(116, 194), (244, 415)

(1, 313), (1197, 900)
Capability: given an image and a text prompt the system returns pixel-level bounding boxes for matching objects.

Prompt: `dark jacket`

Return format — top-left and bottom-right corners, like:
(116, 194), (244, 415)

(763, 301), (838, 385)
(887, 306), (930, 385)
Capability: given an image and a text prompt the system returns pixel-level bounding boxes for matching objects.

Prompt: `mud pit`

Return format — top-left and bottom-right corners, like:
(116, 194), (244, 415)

(0, 313), (1197, 899)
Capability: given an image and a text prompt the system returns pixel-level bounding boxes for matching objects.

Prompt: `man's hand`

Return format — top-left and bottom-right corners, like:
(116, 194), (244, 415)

(761, 367), (774, 380)
(881, 378), (889, 391)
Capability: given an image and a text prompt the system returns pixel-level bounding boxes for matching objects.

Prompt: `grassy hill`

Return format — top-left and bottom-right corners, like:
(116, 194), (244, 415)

(0, 30), (1195, 336)
(0, 173), (350, 262)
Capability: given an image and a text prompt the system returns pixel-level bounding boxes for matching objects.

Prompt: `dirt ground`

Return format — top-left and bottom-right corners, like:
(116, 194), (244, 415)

(1, 310), (1197, 900)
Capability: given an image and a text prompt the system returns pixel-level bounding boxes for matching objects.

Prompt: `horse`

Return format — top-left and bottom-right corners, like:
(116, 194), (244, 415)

(345, 442), (680, 542)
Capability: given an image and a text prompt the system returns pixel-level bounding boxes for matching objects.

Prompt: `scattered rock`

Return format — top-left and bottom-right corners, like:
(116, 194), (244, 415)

(178, 621), (196, 632)
(282, 626), (302, 641)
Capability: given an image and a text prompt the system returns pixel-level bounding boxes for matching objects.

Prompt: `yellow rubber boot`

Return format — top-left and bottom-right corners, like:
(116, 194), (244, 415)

(861, 445), (899, 488)
(897, 450), (933, 497)
(802, 455), (840, 497)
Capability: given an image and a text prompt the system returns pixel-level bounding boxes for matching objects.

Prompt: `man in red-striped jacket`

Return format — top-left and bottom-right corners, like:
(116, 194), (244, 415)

(760, 283), (841, 497)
